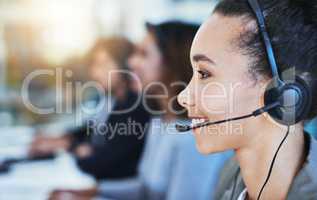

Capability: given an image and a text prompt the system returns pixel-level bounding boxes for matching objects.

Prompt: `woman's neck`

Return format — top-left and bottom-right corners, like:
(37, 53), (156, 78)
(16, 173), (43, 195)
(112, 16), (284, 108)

(236, 118), (306, 200)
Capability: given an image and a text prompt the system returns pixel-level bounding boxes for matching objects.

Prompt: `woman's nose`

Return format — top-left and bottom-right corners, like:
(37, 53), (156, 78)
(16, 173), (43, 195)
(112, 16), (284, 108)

(177, 86), (195, 108)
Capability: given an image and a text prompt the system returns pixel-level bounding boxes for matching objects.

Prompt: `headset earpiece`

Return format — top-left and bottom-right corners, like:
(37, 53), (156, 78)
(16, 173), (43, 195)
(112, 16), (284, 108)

(247, 0), (313, 126)
(264, 75), (312, 125)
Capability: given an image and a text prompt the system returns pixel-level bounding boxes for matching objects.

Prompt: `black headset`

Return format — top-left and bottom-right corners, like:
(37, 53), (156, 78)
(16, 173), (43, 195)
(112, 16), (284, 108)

(248, 0), (312, 125)
(176, 0), (313, 133)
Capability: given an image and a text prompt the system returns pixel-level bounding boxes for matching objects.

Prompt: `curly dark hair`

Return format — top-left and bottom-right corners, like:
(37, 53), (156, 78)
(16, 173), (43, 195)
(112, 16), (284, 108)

(214, 0), (317, 120)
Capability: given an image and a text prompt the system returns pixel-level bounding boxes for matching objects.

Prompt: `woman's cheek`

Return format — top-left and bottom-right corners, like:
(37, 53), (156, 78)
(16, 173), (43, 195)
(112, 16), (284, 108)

(198, 93), (228, 118)
(203, 98), (227, 115)
(197, 82), (228, 115)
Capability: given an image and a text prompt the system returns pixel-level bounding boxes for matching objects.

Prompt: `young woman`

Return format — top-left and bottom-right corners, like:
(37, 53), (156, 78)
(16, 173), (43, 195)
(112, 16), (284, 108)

(177, 0), (317, 199)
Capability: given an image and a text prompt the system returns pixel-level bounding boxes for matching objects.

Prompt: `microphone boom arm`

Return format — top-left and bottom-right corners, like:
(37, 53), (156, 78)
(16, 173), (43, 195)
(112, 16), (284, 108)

(175, 101), (280, 132)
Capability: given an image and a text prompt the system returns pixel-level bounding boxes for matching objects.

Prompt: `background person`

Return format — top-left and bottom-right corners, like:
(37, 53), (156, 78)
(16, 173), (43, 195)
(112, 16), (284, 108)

(29, 37), (151, 180)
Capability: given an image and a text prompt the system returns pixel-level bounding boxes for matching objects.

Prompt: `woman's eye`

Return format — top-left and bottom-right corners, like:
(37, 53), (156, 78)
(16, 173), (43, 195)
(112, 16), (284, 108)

(197, 70), (211, 80)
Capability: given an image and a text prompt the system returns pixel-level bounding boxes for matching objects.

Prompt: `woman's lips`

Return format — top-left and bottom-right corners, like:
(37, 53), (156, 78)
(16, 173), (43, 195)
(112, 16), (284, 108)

(191, 118), (208, 127)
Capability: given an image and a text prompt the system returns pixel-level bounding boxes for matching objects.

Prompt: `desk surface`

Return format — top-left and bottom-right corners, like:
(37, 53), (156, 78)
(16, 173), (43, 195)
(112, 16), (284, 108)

(0, 126), (96, 200)
(0, 153), (96, 200)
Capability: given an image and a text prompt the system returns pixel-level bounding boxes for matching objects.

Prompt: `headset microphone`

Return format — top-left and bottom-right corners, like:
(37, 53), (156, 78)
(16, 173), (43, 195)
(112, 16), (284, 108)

(175, 101), (280, 132)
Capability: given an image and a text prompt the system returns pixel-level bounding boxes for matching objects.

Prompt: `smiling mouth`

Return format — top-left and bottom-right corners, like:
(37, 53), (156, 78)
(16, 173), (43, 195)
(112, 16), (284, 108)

(190, 117), (208, 126)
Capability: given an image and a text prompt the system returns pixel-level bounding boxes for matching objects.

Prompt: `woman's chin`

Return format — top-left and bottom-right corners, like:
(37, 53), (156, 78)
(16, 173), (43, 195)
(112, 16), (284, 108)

(195, 144), (212, 154)
(195, 140), (218, 154)
(197, 145), (229, 155)
(193, 135), (227, 155)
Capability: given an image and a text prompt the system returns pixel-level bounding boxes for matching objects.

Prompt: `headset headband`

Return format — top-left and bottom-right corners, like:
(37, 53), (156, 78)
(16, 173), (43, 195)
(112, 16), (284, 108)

(247, 0), (284, 86)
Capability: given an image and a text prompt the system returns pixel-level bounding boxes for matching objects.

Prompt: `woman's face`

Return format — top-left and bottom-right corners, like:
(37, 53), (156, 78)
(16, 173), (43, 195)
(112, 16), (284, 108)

(89, 49), (121, 91)
(128, 32), (163, 92)
(178, 14), (268, 154)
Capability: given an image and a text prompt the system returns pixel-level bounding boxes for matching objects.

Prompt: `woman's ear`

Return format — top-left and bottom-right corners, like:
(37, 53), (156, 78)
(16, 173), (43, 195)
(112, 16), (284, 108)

(258, 78), (272, 108)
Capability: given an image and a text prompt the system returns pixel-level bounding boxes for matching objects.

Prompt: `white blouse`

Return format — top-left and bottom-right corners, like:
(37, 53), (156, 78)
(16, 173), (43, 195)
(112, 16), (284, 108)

(237, 188), (247, 200)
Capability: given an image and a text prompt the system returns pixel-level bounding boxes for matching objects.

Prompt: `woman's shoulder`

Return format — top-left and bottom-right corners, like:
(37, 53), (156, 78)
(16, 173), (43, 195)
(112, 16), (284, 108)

(214, 133), (317, 200)
(287, 133), (317, 199)
(213, 156), (244, 200)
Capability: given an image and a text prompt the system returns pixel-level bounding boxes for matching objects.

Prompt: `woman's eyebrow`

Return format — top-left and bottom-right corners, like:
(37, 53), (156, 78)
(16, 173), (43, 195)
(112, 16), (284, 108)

(192, 54), (215, 65)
